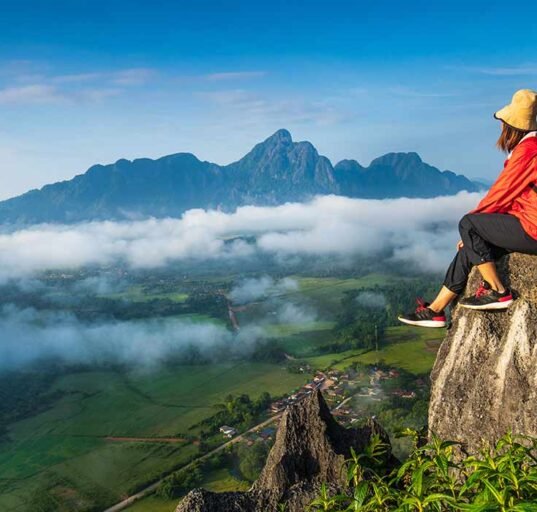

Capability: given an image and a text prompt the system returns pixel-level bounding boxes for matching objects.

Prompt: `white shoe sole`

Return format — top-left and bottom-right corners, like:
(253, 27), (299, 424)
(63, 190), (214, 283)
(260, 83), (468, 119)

(459, 299), (514, 310)
(398, 317), (446, 328)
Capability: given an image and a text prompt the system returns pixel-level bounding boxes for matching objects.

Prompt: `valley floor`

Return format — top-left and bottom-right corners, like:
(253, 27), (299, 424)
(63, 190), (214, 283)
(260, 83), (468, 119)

(0, 271), (443, 512)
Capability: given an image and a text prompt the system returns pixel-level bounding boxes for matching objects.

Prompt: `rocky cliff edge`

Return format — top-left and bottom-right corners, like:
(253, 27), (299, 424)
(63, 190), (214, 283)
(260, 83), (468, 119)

(429, 253), (537, 453)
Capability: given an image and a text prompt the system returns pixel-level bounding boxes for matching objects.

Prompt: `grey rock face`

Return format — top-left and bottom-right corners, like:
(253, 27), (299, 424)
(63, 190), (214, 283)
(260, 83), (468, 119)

(176, 390), (394, 512)
(429, 253), (537, 454)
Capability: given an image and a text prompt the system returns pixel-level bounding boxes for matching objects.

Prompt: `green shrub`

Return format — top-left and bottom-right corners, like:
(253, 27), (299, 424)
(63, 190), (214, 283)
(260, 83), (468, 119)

(308, 431), (537, 511)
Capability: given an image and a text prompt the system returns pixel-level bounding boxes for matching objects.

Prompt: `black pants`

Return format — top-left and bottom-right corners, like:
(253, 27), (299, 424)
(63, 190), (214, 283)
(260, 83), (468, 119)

(443, 213), (537, 294)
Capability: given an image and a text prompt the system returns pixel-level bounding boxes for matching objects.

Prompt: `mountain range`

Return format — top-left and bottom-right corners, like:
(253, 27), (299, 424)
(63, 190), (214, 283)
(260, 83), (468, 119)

(0, 129), (482, 225)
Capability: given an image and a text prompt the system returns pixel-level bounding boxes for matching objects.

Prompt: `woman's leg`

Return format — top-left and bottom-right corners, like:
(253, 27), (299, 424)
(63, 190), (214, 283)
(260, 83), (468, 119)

(428, 261), (505, 312)
(428, 242), (479, 312)
(428, 286), (457, 313)
(442, 213), (537, 309)
(476, 262), (505, 293)
(399, 213), (537, 326)
(457, 214), (508, 292)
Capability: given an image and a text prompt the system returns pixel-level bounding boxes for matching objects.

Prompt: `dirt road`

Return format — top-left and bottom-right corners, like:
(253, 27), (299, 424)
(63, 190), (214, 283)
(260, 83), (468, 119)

(102, 413), (282, 512)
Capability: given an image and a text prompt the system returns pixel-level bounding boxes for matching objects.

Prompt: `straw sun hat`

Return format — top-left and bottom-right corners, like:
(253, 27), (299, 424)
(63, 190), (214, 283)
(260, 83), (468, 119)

(494, 89), (537, 131)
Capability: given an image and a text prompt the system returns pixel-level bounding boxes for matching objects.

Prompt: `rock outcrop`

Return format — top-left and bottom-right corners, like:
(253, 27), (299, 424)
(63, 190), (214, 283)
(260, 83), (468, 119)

(176, 390), (395, 512)
(429, 253), (537, 454)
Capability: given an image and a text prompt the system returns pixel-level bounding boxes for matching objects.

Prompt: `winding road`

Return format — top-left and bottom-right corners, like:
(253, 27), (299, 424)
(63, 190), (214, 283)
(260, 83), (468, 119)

(102, 412), (283, 512)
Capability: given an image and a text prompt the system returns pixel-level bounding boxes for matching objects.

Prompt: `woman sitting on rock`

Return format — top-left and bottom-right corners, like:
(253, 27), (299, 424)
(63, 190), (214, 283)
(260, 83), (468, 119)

(399, 89), (537, 328)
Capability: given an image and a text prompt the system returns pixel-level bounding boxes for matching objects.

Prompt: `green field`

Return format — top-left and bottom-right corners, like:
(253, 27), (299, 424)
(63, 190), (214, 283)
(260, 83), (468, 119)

(125, 466), (250, 512)
(305, 325), (443, 374)
(0, 363), (306, 512)
(0, 271), (445, 511)
(291, 274), (396, 312)
(101, 284), (189, 303)
(263, 320), (336, 357)
(126, 496), (177, 512)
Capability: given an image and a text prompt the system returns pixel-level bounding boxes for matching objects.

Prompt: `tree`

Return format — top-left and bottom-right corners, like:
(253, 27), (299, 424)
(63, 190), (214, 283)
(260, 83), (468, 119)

(238, 442), (269, 482)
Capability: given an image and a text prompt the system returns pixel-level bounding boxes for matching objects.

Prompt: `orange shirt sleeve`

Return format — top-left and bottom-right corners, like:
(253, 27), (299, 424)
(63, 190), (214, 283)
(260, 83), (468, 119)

(471, 148), (537, 214)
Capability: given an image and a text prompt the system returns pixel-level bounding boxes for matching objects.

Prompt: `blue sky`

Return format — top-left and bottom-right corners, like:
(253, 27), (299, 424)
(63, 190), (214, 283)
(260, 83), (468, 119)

(0, 0), (536, 199)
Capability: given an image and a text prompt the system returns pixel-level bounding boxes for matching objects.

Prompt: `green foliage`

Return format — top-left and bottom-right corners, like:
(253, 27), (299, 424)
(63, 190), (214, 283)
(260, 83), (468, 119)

(198, 392), (272, 435)
(238, 441), (270, 482)
(0, 370), (63, 441)
(29, 490), (61, 512)
(156, 464), (203, 499)
(309, 431), (537, 511)
(250, 339), (287, 363)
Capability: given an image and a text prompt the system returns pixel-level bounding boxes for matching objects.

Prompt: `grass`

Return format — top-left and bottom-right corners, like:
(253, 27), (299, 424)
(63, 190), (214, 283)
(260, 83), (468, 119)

(100, 284), (189, 303)
(202, 467), (250, 492)
(0, 363), (306, 512)
(306, 325), (444, 375)
(290, 275), (395, 313)
(124, 467), (250, 512)
(0, 272), (445, 511)
(125, 495), (177, 512)
(264, 321), (337, 357)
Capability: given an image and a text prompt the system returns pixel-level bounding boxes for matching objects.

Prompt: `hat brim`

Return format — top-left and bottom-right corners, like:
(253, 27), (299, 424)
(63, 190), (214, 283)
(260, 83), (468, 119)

(494, 107), (537, 131)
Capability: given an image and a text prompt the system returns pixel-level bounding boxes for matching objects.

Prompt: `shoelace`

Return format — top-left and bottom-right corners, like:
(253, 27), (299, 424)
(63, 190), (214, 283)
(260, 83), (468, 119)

(416, 297), (428, 312)
(475, 282), (489, 298)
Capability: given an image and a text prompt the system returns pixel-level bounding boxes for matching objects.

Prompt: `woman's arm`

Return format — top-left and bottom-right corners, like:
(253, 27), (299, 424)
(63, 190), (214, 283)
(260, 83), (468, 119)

(471, 149), (537, 214)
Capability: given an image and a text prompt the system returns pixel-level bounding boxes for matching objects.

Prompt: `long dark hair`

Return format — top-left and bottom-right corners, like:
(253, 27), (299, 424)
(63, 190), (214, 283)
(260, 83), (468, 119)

(496, 122), (530, 153)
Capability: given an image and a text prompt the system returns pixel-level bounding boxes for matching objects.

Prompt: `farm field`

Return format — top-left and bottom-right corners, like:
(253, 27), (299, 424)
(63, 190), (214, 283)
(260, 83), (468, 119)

(287, 274), (398, 314)
(126, 324), (444, 512)
(305, 325), (443, 374)
(125, 466), (250, 512)
(263, 321), (336, 357)
(0, 270), (444, 511)
(0, 362), (306, 512)
(101, 284), (190, 303)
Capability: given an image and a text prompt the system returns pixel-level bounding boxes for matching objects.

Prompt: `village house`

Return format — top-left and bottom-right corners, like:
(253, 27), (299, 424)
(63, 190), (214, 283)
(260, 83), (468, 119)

(219, 425), (237, 438)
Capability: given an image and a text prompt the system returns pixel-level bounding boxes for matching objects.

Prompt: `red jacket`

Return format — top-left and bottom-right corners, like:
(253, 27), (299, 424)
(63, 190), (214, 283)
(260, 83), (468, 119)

(471, 136), (537, 239)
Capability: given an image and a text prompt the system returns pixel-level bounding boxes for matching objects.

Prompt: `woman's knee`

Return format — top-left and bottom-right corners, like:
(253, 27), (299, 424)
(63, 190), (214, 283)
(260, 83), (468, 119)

(458, 214), (473, 236)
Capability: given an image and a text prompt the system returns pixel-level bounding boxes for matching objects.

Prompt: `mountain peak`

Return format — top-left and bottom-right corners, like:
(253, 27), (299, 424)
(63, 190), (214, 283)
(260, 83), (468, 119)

(370, 152), (423, 168)
(263, 128), (293, 145)
(0, 131), (480, 224)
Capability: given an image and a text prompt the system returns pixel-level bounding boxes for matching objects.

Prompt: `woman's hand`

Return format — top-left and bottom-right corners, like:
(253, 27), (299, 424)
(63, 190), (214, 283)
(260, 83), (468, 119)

(457, 240), (464, 251)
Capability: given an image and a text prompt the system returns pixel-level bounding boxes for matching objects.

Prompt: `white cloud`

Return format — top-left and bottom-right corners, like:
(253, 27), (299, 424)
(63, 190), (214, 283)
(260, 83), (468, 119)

(0, 65), (157, 106)
(474, 66), (537, 76)
(111, 67), (156, 86)
(52, 72), (104, 84)
(198, 88), (349, 127)
(0, 304), (266, 371)
(229, 276), (298, 303)
(205, 71), (267, 81)
(0, 84), (63, 105)
(0, 193), (481, 281)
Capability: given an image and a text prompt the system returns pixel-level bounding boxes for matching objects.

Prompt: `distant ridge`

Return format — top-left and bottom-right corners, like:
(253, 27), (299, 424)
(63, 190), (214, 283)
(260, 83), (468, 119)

(0, 129), (482, 224)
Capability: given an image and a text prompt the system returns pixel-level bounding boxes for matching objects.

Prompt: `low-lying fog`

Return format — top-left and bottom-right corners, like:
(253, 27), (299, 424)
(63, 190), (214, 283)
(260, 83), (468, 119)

(0, 192), (480, 372)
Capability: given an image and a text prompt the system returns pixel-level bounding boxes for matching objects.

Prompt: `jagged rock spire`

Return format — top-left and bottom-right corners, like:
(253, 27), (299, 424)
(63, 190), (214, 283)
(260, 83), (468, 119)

(176, 390), (394, 512)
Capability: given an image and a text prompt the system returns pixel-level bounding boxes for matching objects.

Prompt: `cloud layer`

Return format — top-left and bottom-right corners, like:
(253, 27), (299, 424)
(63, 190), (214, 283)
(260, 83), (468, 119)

(0, 192), (480, 281)
(0, 305), (265, 371)
(0, 193), (482, 372)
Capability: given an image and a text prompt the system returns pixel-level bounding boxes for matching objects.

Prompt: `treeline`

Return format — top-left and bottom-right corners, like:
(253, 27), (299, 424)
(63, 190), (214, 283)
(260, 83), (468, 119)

(347, 362), (430, 459)
(156, 439), (269, 500)
(194, 392), (272, 437)
(0, 279), (229, 322)
(323, 277), (440, 353)
(0, 371), (63, 442)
